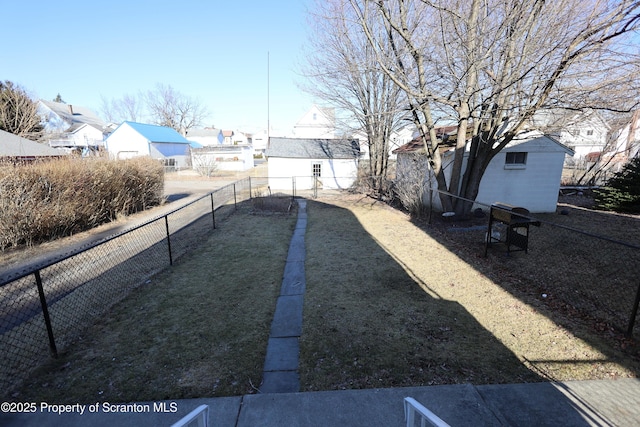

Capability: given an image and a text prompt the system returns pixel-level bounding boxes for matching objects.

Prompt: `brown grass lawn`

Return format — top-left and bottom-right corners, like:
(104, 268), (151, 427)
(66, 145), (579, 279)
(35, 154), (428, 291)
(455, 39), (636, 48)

(299, 194), (640, 391)
(10, 191), (640, 403)
(13, 199), (297, 403)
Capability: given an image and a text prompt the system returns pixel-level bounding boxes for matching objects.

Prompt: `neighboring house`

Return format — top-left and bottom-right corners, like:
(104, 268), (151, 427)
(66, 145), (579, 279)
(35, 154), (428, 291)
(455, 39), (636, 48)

(530, 109), (610, 162)
(356, 124), (418, 161)
(394, 130), (574, 213)
(266, 137), (360, 191)
(191, 144), (254, 173)
(38, 100), (111, 154)
(0, 129), (66, 162)
(252, 129), (269, 156)
(104, 121), (192, 169)
(292, 105), (336, 139)
(222, 130), (234, 144)
(604, 110), (640, 170)
(186, 128), (224, 146)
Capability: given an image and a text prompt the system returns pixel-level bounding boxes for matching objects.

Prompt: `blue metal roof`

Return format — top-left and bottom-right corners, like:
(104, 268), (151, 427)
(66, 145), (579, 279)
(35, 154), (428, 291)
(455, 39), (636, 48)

(122, 121), (191, 144)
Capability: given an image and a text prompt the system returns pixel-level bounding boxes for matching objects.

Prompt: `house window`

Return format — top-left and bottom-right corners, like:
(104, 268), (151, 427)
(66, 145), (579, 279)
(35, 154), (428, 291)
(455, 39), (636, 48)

(312, 162), (321, 177)
(313, 113), (317, 121)
(587, 130), (594, 136)
(505, 152), (527, 169)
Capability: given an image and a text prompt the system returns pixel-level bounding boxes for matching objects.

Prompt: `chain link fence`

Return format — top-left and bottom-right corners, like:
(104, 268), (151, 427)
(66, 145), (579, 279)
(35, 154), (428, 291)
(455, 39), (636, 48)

(391, 184), (640, 342)
(0, 178), (258, 399)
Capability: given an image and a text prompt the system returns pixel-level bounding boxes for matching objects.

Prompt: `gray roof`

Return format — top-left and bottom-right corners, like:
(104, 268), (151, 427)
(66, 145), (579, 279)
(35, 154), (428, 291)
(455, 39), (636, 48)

(0, 130), (65, 157)
(186, 128), (222, 137)
(39, 100), (107, 129)
(266, 137), (360, 159)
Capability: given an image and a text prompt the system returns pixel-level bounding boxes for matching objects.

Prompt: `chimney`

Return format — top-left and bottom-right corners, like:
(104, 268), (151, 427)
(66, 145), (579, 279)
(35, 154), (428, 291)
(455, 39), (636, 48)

(68, 105), (74, 115)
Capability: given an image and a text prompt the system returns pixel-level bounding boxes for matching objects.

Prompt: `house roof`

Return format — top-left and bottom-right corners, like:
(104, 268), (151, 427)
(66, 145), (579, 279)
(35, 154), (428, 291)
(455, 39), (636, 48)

(0, 130), (65, 157)
(393, 129), (574, 156)
(392, 126), (459, 154)
(39, 100), (106, 129)
(186, 128), (222, 137)
(119, 121), (191, 144)
(503, 131), (575, 155)
(266, 137), (360, 159)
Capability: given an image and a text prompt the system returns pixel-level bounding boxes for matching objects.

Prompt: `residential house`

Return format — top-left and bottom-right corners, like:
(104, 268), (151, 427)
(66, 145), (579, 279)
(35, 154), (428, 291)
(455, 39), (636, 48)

(530, 109), (610, 162)
(191, 144), (254, 173)
(266, 137), (360, 191)
(356, 124), (418, 161)
(292, 105), (336, 139)
(38, 100), (111, 154)
(252, 129), (269, 156)
(104, 121), (193, 169)
(185, 128), (224, 146)
(603, 110), (640, 171)
(394, 130), (574, 213)
(0, 129), (66, 162)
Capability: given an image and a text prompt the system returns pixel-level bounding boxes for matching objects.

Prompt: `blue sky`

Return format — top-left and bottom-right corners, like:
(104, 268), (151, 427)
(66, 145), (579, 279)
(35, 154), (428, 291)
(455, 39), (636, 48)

(2, 0), (316, 133)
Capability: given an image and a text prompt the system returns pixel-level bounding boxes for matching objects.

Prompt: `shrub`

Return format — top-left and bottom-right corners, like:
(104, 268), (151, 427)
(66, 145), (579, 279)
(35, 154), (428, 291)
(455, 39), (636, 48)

(0, 157), (164, 250)
(594, 156), (640, 213)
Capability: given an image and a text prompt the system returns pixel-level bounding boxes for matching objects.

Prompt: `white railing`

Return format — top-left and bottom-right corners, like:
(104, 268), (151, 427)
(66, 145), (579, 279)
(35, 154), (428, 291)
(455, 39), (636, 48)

(170, 404), (209, 427)
(404, 397), (450, 427)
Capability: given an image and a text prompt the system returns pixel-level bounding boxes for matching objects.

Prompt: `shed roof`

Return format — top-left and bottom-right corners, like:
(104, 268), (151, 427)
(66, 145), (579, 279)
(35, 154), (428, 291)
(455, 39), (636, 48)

(0, 130), (65, 157)
(394, 130), (574, 156)
(266, 137), (360, 159)
(120, 121), (191, 144)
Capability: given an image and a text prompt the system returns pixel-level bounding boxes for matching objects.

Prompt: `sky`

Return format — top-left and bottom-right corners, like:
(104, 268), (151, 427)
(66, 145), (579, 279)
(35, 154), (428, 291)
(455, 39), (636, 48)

(2, 0), (317, 134)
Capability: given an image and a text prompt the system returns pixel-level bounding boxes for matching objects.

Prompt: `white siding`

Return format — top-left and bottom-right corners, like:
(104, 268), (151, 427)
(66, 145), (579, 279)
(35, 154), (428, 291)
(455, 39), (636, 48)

(268, 157), (358, 190)
(476, 150), (566, 212)
(402, 134), (571, 213)
(105, 123), (191, 168)
(192, 145), (254, 172)
(292, 106), (335, 139)
(105, 124), (150, 159)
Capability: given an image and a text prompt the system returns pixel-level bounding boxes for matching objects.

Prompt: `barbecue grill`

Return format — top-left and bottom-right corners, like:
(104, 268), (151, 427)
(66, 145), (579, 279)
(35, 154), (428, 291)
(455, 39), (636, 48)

(484, 203), (541, 256)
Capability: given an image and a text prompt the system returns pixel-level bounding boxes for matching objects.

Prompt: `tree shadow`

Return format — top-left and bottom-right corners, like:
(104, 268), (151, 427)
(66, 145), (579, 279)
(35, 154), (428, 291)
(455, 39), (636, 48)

(300, 199), (540, 387)
(298, 198), (617, 424)
(405, 204), (640, 380)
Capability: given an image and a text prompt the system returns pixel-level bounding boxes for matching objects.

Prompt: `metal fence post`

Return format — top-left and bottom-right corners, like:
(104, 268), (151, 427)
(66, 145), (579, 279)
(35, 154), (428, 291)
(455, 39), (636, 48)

(34, 270), (58, 358)
(164, 215), (173, 265)
(627, 282), (640, 336)
(313, 175), (318, 199)
(210, 193), (216, 229)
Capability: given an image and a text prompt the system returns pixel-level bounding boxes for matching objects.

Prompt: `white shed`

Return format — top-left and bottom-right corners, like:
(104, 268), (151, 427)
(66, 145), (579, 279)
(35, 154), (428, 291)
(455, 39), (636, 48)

(104, 121), (192, 169)
(395, 131), (574, 213)
(266, 137), (360, 191)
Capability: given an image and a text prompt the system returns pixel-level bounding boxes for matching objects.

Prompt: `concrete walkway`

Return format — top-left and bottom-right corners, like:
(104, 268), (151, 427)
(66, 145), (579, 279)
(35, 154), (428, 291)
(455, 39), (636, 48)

(261, 199), (307, 393)
(3, 379), (639, 426)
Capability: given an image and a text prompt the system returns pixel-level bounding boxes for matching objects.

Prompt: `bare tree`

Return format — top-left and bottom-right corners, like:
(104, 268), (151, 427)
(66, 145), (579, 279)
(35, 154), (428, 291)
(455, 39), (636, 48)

(0, 81), (44, 140)
(100, 93), (144, 123)
(351, 0), (640, 213)
(302, 0), (408, 193)
(145, 84), (209, 136)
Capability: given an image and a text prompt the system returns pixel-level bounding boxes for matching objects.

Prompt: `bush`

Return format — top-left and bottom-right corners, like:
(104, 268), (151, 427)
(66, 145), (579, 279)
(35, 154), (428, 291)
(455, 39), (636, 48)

(594, 156), (640, 213)
(0, 157), (164, 250)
